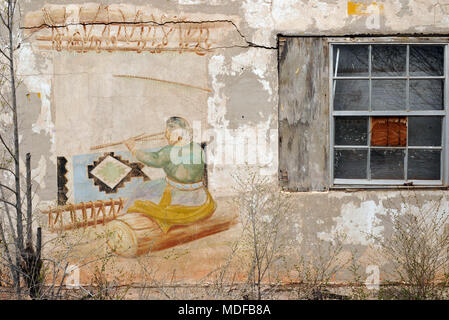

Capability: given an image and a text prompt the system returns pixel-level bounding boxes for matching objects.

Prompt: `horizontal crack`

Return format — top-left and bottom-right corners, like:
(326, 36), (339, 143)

(20, 19), (278, 50)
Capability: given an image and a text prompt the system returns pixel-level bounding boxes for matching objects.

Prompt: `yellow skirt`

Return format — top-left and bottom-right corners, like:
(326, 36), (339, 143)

(126, 185), (216, 233)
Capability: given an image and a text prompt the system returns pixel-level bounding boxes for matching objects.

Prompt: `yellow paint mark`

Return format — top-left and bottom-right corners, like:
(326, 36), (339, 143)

(37, 92), (41, 99)
(347, 1), (384, 16)
(295, 68), (300, 74)
(281, 105), (284, 111)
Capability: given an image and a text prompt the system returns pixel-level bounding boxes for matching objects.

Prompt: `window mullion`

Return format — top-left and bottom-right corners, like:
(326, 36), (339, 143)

(443, 44), (449, 185)
(405, 45), (410, 181)
(368, 45), (372, 180)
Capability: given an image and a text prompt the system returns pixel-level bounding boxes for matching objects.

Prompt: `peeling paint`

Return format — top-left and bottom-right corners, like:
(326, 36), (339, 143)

(347, 1), (384, 16)
(231, 48), (275, 98)
(208, 54), (229, 129)
(318, 200), (386, 246)
(17, 44), (54, 144)
(15, 0), (449, 283)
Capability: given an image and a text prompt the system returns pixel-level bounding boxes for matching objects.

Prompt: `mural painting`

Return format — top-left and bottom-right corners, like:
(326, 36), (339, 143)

(43, 116), (238, 258)
(24, 4), (244, 260)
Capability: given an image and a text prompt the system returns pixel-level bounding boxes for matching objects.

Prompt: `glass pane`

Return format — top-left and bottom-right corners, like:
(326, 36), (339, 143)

(333, 45), (369, 77)
(410, 45), (444, 76)
(334, 80), (369, 110)
(371, 149), (405, 179)
(408, 150), (441, 180)
(410, 80), (444, 110)
(371, 117), (407, 147)
(372, 45), (407, 76)
(334, 149), (367, 179)
(335, 117), (368, 146)
(372, 80), (406, 110)
(408, 117), (442, 147)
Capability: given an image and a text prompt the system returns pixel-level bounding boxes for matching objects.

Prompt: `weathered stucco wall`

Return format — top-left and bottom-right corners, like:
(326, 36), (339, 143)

(9, 0), (449, 284)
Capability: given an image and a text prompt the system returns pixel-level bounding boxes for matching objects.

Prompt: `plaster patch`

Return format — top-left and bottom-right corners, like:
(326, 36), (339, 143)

(272, 0), (347, 34)
(390, 196), (449, 233)
(241, 0), (274, 30)
(32, 155), (47, 189)
(16, 45), (54, 144)
(241, 0), (274, 45)
(208, 50), (276, 126)
(383, 0), (436, 31)
(208, 54), (229, 128)
(317, 200), (386, 246)
(231, 48), (276, 98)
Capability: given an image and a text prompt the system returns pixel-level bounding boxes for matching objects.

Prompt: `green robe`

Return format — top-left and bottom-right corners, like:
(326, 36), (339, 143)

(124, 142), (216, 233)
(135, 142), (205, 183)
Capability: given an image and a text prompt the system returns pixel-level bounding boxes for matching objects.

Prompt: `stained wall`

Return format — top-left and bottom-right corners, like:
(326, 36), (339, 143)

(11, 0), (449, 284)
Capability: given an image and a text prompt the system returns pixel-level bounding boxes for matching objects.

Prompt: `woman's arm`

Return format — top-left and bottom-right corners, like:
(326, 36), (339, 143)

(125, 138), (170, 168)
(134, 148), (169, 168)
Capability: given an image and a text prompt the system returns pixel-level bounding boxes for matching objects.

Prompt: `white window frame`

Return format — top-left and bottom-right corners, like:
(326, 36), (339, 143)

(329, 38), (449, 187)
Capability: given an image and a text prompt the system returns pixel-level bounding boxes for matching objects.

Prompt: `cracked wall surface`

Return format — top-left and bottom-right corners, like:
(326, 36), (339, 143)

(10, 0), (449, 284)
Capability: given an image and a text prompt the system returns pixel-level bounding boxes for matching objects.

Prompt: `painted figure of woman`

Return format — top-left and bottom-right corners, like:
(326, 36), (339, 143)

(122, 116), (216, 233)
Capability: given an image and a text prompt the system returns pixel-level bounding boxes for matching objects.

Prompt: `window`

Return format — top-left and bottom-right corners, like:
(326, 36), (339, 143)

(330, 43), (447, 186)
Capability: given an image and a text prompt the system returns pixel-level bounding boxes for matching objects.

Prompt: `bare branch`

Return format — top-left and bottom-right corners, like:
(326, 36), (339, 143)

(0, 184), (17, 241)
(11, 0), (18, 16)
(0, 46), (11, 62)
(0, 197), (16, 209)
(0, 166), (15, 176)
(0, 70), (11, 84)
(0, 219), (15, 279)
(0, 132), (15, 160)
(0, 9), (10, 30)
(0, 91), (14, 112)
(26, 153), (31, 247)
(0, 182), (16, 194)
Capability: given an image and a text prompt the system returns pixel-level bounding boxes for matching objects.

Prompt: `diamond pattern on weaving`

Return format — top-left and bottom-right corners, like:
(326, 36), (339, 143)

(87, 152), (151, 194)
(90, 156), (132, 189)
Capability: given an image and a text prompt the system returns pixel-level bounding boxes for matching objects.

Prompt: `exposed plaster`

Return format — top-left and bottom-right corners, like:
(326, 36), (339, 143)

(22, 9), (278, 51)
(207, 54), (229, 129)
(12, 0), (449, 284)
(317, 200), (387, 246)
(231, 48), (276, 97)
(16, 44), (54, 147)
(208, 47), (276, 130)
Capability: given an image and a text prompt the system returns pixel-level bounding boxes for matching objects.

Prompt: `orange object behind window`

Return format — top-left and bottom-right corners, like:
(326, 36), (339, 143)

(371, 117), (407, 147)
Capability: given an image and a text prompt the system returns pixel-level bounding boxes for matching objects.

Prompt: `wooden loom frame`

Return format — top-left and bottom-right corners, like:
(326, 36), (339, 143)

(42, 198), (126, 232)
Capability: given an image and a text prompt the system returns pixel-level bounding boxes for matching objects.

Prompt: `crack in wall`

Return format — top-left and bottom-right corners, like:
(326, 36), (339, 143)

(22, 19), (278, 51)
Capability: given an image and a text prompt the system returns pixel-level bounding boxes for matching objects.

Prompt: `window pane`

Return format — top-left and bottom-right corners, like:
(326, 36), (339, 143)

(371, 117), (407, 147)
(372, 80), (406, 110)
(371, 149), (405, 179)
(410, 80), (444, 110)
(372, 45), (407, 76)
(408, 150), (441, 180)
(334, 80), (369, 110)
(333, 45), (369, 77)
(410, 45), (444, 76)
(335, 117), (368, 146)
(334, 149), (367, 179)
(408, 117), (442, 147)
